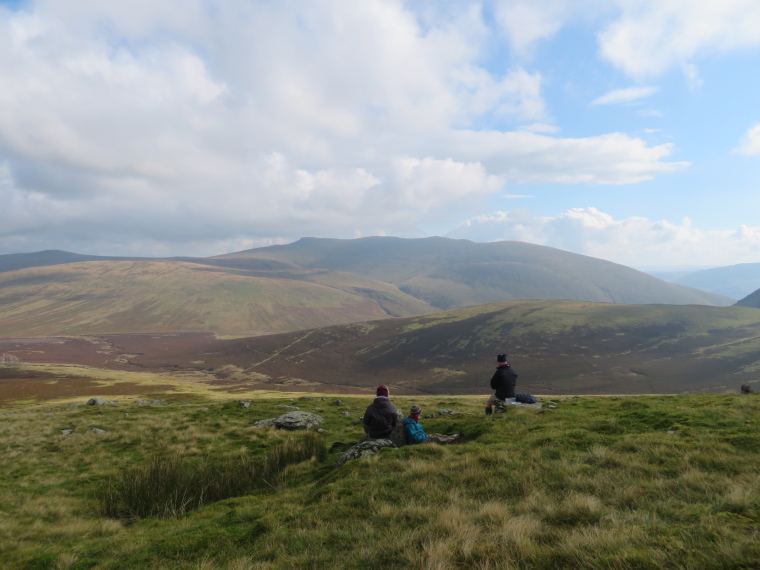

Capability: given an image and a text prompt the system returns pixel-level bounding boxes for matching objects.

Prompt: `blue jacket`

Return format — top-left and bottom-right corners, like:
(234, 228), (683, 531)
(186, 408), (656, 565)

(403, 417), (428, 444)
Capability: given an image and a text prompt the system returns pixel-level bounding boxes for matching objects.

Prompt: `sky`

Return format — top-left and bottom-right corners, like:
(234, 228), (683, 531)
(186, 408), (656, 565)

(0, 0), (759, 268)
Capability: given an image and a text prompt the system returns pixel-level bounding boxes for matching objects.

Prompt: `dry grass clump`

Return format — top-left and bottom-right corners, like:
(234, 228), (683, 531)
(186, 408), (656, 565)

(100, 432), (326, 520)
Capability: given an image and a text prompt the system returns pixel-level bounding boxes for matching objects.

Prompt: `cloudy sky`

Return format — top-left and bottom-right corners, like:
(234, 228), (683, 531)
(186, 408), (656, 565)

(1, 0), (759, 268)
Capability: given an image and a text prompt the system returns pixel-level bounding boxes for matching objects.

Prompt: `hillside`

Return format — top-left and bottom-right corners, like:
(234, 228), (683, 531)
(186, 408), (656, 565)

(0, 260), (435, 337)
(0, 249), (146, 273)
(736, 287), (760, 309)
(9, 300), (760, 395)
(663, 262), (760, 299)
(216, 236), (733, 309)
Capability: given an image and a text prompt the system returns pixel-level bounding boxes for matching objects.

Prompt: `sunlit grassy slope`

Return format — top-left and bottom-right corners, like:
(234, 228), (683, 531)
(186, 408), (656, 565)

(0, 387), (757, 569)
(0, 260), (435, 337)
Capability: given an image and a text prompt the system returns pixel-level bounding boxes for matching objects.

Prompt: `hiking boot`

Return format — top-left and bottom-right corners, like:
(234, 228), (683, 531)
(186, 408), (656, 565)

(485, 407), (492, 415)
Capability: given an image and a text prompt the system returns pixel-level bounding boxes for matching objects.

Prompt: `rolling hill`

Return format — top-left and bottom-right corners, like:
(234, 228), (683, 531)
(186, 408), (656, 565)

(10, 299), (760, 395)
(0, 260), (435, 337)
(659, 262), (760, 299)
(216, 236), (733, 309)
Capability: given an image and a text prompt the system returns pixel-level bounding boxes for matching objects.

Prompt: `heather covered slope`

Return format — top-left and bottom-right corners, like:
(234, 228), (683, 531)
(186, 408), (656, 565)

(217, 236), (733, 309)
(0, 260), (435, 337)
(19, 299), (760, 396)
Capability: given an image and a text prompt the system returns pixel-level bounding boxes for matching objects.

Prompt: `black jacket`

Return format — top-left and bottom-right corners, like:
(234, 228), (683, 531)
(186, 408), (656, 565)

(363, 397), (398, 438)
(490, 364), (517, 399)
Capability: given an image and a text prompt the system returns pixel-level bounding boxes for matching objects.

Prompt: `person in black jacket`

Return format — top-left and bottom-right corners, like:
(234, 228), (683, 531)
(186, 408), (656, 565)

(363, 384), (399, 439)
(485, 353), (517, 415)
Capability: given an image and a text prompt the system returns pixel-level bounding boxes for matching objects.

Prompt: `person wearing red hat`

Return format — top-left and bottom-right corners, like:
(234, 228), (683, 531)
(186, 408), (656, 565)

(363, 385), (398, 439)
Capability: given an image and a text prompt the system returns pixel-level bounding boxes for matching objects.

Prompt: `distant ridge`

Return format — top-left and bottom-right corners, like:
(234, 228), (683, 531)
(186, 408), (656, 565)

(0, 250), (146, 273)
(217, 236), (733, 308)
(667, 263), (760, 299)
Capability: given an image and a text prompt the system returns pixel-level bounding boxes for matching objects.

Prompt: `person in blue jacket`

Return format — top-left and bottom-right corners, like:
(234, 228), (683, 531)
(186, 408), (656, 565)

(403, 405), (460, 445)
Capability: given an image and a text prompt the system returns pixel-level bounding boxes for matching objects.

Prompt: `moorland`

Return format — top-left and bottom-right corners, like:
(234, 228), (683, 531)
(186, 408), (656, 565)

(0, 388), (758, 569)
(2, 237), (760, 569)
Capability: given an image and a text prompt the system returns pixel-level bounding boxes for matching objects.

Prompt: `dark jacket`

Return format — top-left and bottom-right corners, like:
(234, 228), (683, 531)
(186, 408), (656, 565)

(490, 364), (517, 399)
(363, 397), (398, 438)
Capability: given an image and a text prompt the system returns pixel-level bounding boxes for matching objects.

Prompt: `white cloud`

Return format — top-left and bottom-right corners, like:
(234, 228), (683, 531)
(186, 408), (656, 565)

(592, 86), (658, 106)
(448, 207), (760, 266)
(599, 0), (760, 78)
(736, 124), (760, 155)
(0, 1), (705, 256)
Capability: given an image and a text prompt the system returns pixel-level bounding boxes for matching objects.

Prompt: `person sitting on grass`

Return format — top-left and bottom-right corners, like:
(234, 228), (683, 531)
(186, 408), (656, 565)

(363, 384), (399, 440)
(403, 405), (461, 445)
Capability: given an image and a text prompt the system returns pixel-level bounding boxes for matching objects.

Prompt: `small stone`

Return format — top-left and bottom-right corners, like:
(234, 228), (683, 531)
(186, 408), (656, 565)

(317, 428), (324, 433)
(239, 401), (251, 409)
(341, 411), (351, 416)
(60, 429), (74, 435)
(333, 399), (344, 406)
(86, 398), (106, 406)
(90, 428), (107, 435)
(666, 430), (676, 435)
(68, 402), (84, 407)
(152, 399), (167, 405)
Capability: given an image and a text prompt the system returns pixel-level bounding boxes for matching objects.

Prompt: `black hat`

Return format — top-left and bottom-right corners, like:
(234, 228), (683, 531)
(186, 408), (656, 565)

(497, 353), (507, 363)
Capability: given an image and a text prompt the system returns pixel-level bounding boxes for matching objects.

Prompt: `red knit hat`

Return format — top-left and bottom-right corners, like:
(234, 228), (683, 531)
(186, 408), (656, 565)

(410, 404), (422, 416)
(376, 385), (389, 397)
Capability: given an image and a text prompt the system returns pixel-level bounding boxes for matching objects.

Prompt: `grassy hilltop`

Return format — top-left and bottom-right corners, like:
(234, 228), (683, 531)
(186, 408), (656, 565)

(0, 382), (758, 569)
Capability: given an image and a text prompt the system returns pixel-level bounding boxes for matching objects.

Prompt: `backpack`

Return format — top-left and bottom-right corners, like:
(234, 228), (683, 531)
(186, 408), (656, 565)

(515, 393), (537, 404)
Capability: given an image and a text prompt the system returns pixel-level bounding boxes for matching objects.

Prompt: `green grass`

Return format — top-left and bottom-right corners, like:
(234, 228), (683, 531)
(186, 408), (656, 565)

(0, 392), (758, 569)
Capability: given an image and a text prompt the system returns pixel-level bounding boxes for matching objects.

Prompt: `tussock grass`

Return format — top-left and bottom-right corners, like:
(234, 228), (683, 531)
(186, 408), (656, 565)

(0, 392), (758, 568)
(100, 432), (326, 520)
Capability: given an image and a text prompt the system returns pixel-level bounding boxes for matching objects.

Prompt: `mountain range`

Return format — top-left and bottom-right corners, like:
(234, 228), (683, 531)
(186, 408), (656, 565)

(648, 262), (760, 299)
(0, 238), (735, 338)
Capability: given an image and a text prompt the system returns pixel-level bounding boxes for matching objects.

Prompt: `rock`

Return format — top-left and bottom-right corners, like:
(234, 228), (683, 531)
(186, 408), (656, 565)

(273, 405), (299, 410)
(134, 400), (149, 404)
(274, 411), (324, 430)
(239, 401), (251, 409)
(255, 411), (324, 430)
(86, 398), (106, 406)
(106, 401), (119, 404)
(391, 410), (406, 447)
(424, 414), (435, 419)
(666, 430), (676, 435)
(341, 411), (351, 416)
(333, 399), (344, 406)
(741, 385), (752, 394)
(152, 399), (168, 405)
(90, 428), (107, 435)
(437, 409), (458, 416)
(254, 418), (278, 428)
(68, 402), (84, 407)
(334, 438), (396, 468)
(317, 428), (324, 433)
(298, 396), (314, 401)
(60, 429), (74, 435)
(352, 418), (363, 424)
